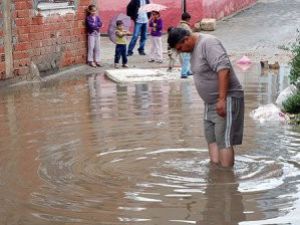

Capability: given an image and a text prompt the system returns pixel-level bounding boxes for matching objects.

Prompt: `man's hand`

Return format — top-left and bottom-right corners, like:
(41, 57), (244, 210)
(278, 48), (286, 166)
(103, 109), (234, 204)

(216, 98), (226, 117)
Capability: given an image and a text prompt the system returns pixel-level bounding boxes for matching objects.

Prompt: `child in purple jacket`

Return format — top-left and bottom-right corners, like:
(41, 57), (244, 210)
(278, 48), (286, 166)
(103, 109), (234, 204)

(148, 11), (163, 63)
(86, 4), (102, 67)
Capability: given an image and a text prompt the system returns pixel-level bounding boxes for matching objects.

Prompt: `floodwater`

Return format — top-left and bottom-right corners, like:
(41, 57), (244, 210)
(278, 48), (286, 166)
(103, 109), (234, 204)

(0, 64), (299, 225)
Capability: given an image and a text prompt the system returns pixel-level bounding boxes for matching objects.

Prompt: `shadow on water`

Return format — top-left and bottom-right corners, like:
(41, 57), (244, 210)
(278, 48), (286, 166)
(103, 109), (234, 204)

(0, 63), (299, 225)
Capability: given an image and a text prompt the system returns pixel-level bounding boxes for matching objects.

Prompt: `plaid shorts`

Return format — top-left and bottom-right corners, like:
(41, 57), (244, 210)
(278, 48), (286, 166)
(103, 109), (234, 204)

(203, 96), (244, 149)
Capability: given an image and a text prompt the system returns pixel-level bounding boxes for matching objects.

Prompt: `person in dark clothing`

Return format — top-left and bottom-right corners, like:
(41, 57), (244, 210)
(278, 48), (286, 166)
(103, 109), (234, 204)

(126, 0), (150, 56)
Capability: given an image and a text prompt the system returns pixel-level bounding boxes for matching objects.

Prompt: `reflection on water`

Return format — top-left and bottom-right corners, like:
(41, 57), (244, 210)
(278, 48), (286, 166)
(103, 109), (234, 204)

(197, 166), (245, 225)
(0, 64), (299, 225)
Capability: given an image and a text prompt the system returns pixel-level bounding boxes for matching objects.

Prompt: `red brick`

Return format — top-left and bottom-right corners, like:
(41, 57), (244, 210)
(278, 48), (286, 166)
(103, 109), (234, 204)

(56, 16), (64, 23)
(32, 16), (44, 25)
(65, 13), (75, 21)
(18, 26), (30, 34)
(43, 31), (50, 39)
(77, 12), (86, 20)
(79, 0), (92, 6)
(0, 62), (5, 71)
(29, 25), (41, 33)
(42, 24), (51, 31)
(15, 2), (28, 10)
(27, 1), (33, 8)
(13, 51), (29, 60)
(45, 16), (61, 24)
(30, 32), (44, 41)
(17, 10), (31, 18)
(14, 42), (30, 51)
(31, 40), (42, 48)
(15, 18), (30, 26)
(19, 33), (30, 42)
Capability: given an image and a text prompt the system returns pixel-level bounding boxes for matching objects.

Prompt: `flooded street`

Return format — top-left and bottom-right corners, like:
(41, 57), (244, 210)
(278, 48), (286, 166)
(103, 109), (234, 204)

(0, 64), (300, 225)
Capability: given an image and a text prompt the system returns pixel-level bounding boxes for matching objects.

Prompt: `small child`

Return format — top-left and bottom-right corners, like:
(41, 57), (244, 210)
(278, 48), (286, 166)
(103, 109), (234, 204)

(148, 11), (163, 63)
(178, 12), (193, 78)
(86, 4), (102, 67)
(114, 20), (130, 68)
(167, 26), (177, 72)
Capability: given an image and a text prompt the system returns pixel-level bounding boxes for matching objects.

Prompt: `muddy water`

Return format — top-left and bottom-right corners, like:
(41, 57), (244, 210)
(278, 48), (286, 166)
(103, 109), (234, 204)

(0, 64), (299, 225)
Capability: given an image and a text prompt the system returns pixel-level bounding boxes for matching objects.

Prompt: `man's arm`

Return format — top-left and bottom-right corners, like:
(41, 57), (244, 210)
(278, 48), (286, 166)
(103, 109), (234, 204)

(216, 69), (230, 117)
(204, 38), (231, 117)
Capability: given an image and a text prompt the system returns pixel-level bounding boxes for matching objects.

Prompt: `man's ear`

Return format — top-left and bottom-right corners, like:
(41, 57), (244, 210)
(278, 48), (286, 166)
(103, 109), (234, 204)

(187, 35), (196, 46)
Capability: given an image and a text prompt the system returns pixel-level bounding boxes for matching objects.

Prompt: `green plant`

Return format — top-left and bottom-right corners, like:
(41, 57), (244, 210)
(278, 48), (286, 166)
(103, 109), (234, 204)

(289, 29), (300, 85)
(283, 91), (300, 114)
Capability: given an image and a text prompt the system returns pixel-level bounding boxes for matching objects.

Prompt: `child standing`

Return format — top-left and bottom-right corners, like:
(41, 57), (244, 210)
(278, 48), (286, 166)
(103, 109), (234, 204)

(86, 4), (102, 67)
(167, 26), (177, 72)
(148, 11), (163, 63)
(114, 20), (130, 68)
(178, 12), (193, 78)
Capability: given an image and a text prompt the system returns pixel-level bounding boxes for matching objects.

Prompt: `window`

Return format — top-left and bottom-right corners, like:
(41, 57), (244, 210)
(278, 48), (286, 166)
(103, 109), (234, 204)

(35, 0), (77, 16)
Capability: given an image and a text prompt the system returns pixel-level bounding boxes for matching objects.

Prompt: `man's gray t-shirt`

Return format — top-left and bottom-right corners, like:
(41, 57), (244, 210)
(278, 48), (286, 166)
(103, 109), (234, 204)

(190, 34), (243, 104)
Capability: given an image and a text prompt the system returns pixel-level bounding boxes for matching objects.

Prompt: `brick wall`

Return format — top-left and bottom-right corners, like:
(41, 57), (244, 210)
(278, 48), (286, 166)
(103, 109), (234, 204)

(0, 3), (5, 79)
(5, 0), (93, 79)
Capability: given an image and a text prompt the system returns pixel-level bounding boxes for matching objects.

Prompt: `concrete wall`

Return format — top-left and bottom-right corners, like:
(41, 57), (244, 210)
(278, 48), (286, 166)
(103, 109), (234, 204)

(0, 0), (93, 80)
(99, 0), (256, 32)
(202, 0), (256, 19)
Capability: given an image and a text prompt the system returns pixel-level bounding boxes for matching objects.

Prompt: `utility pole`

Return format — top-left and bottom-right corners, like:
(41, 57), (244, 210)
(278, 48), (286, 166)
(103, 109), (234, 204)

(182, 0), (186, 13)
(2, 0), (13, 78)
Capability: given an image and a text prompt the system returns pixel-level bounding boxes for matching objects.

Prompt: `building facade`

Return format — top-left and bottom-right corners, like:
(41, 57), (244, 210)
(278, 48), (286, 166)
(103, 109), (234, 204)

(99, 0), (256, 33)
(0, 0), (92, 80)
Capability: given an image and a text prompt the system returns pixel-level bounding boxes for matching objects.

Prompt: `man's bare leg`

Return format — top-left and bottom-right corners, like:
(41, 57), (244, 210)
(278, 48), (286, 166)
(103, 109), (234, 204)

(208, 143), (219, 164)
(208, 143), (235, 167)
(219, 147), (235, 167)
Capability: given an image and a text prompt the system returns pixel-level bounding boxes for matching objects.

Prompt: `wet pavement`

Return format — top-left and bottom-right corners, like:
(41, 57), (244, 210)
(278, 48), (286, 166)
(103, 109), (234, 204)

(212, 0), (300, 64)
(0, 0), (300, 224)
(0, 63), (300, 224)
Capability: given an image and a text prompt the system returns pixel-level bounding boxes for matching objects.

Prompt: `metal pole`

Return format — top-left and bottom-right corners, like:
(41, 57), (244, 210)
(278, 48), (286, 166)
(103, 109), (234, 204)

(181, 0), (186, 13)
(3, 0), (14, 78)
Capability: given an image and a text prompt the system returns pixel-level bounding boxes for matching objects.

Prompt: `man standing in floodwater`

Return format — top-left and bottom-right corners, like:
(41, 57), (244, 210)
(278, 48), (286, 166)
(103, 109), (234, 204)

(167, 28), (244, 167)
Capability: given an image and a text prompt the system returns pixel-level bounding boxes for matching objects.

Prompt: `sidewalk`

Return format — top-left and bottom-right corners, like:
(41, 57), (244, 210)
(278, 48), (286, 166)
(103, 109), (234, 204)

(69, 0), (300, 77)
